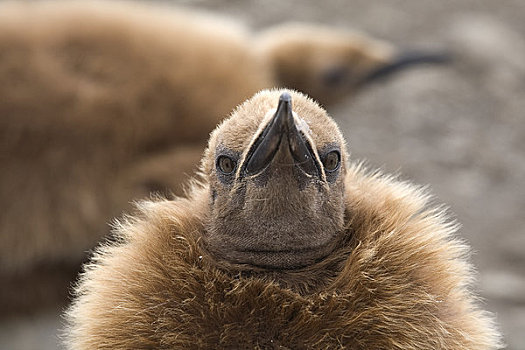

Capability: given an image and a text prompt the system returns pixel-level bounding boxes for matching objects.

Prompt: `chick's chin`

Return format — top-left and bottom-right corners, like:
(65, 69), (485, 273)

(204, 177), (345, 269)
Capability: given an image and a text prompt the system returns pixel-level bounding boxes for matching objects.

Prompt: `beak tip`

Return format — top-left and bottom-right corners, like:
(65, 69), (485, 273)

(279, 91), (292, 104)
(276, 92), (294, 129)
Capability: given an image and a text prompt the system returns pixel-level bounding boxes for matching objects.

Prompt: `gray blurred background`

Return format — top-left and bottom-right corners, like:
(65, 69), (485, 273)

(1, 0), (524, 349)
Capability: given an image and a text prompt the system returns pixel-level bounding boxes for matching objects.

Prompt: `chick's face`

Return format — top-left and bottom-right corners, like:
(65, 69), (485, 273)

(203, 90), (347, 270)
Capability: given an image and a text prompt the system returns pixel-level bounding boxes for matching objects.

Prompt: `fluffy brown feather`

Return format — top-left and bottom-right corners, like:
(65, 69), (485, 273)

(65, 90), (501, 349)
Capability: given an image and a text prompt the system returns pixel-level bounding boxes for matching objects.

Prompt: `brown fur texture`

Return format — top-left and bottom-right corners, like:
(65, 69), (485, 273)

(0, 0), (445, 314)
(65, 90), (501, 349)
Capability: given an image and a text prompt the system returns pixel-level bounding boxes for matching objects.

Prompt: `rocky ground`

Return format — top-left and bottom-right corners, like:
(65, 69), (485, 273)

(1, 0), (524, 349)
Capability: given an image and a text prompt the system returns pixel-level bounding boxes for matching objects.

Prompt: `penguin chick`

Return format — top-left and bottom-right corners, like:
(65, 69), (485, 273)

(65, 90), (501, 350)
(258, 23), (449, 105)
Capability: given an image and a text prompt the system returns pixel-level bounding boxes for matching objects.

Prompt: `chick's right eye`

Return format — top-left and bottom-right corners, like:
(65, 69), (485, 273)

(323, 150), (341, 172)
(217, 155), (236, 174)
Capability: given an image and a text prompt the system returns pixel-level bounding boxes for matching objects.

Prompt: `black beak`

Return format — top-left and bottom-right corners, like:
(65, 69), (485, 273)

(359, 50), (451, 86)
(243, 92), (319, 177)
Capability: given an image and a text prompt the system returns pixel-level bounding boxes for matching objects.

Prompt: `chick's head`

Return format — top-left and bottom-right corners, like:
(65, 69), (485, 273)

(202, 89), (348, 269)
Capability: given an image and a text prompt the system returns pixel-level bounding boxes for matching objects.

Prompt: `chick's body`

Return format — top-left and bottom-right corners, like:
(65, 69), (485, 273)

(66, 90), (501, 350)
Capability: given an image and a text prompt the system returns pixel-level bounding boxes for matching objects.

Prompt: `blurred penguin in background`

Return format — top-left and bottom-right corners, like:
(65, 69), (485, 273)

(0, 0), (448, 314)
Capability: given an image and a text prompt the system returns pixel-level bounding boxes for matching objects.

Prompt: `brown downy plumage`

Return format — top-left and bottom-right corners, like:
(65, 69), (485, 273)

(65, 89), (501, 349)
(0, 0), (448, 314)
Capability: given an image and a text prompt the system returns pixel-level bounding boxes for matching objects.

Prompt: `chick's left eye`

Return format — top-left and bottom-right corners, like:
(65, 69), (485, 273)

(323, 151), (340, 172)
(217, 155), (236, 174)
